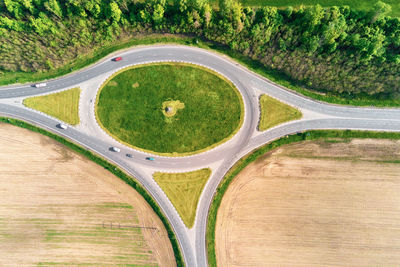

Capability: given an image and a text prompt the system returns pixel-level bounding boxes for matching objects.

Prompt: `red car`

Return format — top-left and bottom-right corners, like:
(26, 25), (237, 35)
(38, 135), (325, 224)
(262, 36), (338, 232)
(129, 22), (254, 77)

(113, 57), (122, 61)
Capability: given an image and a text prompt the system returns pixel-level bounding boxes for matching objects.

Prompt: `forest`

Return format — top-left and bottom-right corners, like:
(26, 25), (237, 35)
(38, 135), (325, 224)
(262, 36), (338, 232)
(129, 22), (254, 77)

(0, 0), (399, 99)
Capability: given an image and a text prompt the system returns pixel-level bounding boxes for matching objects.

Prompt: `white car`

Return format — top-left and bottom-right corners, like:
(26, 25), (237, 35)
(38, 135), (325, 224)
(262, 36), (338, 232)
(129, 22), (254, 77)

(58, 123), (68, 129)
(34, 82), (47, 88)
(110, 147), (121, 152)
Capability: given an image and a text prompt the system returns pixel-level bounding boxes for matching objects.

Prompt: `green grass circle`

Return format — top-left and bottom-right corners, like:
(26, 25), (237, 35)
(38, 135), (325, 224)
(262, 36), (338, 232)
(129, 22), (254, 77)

(96, 63), (243, 156)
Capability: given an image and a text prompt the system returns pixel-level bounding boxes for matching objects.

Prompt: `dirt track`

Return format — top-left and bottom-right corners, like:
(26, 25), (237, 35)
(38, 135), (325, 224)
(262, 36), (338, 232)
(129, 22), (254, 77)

(216, 139), (400, 266)
(0, 123), (175, 266)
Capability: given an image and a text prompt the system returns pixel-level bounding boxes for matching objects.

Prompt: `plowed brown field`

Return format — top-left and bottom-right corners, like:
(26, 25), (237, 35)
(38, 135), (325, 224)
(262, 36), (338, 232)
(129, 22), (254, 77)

(0, 123), (175, 267)
(216, 139), (400, 266)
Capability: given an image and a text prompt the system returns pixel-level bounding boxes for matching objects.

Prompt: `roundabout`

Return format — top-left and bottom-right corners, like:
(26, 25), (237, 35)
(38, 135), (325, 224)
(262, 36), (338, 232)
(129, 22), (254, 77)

(0, 45), (400, 267)
(95, 63), (244, 156)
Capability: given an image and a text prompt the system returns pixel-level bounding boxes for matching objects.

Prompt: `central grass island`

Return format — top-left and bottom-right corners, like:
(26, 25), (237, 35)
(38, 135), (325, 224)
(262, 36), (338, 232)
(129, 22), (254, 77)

(96, 63), (244, 156)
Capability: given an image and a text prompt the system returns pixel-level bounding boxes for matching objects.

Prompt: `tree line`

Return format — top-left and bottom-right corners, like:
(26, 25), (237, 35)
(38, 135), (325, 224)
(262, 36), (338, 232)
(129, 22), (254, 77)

(0, 0), (399, 99)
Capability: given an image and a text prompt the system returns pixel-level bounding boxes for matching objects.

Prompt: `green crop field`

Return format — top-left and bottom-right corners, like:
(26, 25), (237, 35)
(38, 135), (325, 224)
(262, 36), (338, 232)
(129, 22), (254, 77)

(211, 0), (400, 17)
(153, 169), (212, 228)
(96, 63), (244, 156)
(24, 87), (81, 125)
(258, 94), (302, 131)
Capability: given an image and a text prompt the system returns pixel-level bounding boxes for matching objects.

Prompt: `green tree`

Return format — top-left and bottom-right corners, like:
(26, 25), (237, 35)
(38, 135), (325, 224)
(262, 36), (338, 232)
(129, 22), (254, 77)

(176, 0), (188, 13)
(29, 14), (48, 35)
(139, 9), (151, 24)
(386, 18), (400, 46)
(83, 0), (101, 18)
(219, 0), (233, 17)
(202, 3), (212, 27)
(189, 0), (207, 10)
(152, 4), (165, 25)
(21, 0), (34, 14)
(45, 0), (63, 18)
(303, 4), (324, 30)
(370, 1), (392, 23)
(231, 1), (243, 30)
(65, 0), (87, 17)
(4, 0), (23, 19)
(321, 14), (347, 46)
(0, 16), (23, 31)
(109, 2), (122, 22)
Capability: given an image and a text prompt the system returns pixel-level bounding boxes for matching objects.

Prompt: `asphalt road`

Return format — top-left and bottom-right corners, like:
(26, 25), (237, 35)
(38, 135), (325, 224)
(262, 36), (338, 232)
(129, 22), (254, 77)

(1, 45), (400, 267)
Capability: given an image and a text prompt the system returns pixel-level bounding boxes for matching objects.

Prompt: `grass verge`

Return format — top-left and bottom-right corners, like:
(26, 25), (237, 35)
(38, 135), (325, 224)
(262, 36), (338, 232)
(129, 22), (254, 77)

(0, 117), (184, 267)
(95, 62), (244, 156)
(258, 94), (302, 131)
(206, 129), (400, 267)
(153, 169), (212, 228)
(2, 34), (399, 107)
(23, 88), (81, 125)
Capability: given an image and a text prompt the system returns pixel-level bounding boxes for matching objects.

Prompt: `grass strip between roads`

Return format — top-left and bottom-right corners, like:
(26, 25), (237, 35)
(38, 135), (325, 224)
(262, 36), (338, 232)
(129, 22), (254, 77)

(206, 129), (400, 267)
(24, 87), (81, 125)
(258, 94), (302, 131)
(153, 169), (212, 228)
(2, 34), (399, 107)
(0, 117), (184, 267)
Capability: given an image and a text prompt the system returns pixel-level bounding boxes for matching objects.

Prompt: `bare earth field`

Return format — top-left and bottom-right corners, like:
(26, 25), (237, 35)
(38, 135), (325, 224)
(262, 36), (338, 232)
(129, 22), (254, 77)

(0, 123), (175, 267)
(216, 138), (400, 266)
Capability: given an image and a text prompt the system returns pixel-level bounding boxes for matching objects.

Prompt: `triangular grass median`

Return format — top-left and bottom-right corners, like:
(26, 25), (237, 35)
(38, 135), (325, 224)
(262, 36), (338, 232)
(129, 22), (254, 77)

(258, 94), (302, 131)
(153, 168), (212, 228)
(24, 87), (81, 125)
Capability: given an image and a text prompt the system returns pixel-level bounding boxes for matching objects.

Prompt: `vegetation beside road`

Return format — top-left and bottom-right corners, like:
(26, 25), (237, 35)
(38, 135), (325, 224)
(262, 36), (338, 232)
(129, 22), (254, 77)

(210, 0), (400, 17)
(96, 63), (243, 156)
(206, 129), (400, 267)
(6, 33), (399, 108)
(0, 117), (184, 267)
(24, 87), (81, 125)
(153, 169), (212, 228)
(1, 0), (399, 106)
(0, 34), (197, 86)
(258, 94), (302, 131)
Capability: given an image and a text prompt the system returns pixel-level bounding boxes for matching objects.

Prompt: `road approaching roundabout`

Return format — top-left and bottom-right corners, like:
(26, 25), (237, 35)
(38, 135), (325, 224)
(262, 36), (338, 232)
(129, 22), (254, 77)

(1, 45), (400, 267)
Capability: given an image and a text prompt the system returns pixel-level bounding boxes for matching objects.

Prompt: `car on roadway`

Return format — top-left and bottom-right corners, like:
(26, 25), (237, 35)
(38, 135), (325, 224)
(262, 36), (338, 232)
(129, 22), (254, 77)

(112, 57), (122, 62)
(146, 157), (155, 161)
(126, 153), (133, 158)
(58, 123), (68, 130)
(110, 146), (121, 152)
(33, 82), (47, 88)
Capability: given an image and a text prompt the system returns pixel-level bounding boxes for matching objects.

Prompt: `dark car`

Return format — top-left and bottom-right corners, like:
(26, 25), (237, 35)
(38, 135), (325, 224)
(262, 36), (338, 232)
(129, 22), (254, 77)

(126, 153), (133, 158)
